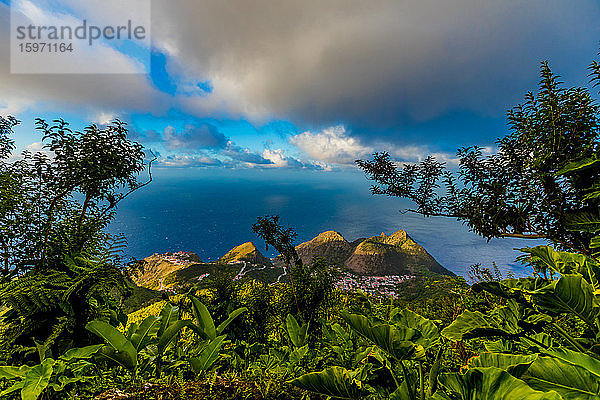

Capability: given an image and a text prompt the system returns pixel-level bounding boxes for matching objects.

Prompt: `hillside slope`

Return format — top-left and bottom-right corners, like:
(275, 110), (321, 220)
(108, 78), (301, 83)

(131, 251), (202, 290)
(288, 229), (453, 276)
(219, 242), (272, 266)
(345, 230), (452, 276)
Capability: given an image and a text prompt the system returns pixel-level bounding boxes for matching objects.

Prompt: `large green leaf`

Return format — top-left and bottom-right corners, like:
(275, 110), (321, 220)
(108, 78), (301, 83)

(189, 295), (216, 340)
(131, 315), (161, 352)
(21, 358), (54, 400)
(441, 310), (518, 341)
(519, 332), (555, 352)
(563, 210), (600, 234)
(0, 381), (24, 398)
(0, 365), (31, 380)
(557, 157), (600, 175)
(341, 312), (420, 360)
(59, 345), (103, 361)
(189, 335), (226, 374)
(289, 345), (309, 364)
(523, 356), (600, 399)
(216, 307), (247, 336)
(530, 275), (599, 329)
(289, 366), (368, 399)
(158, 302), (179, 337)
(286, 314), (309, 348)
(523, 246), (600, 290)
(434, 367), (562, 400)
(390, 308), (440, 348)
(158, 320), (194, 354)
(468, 352), (537, 378)
(543, 347), (600, 377)
(85, 320), (137, 370)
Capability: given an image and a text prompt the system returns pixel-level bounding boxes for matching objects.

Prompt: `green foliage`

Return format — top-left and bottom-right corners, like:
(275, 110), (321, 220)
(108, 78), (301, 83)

(0, 252), (129, 364)
(0, 117), (150, 365)
(0, 345), (102, 400)
(341, 311), (421, 361)
(357, 54), (600, 254)
(85, 301), (192, 378)
(189, 335), (227, 374)
(289, 367), (368, 399)
(86, 320), (138, 371)
(286, 314), (309, 348)
(188, 294), (247, 340)
(432, 367), (562, 400)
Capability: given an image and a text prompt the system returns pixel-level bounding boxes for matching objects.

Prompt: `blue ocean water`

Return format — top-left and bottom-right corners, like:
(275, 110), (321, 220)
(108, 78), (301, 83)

(108, 168), (542, 278)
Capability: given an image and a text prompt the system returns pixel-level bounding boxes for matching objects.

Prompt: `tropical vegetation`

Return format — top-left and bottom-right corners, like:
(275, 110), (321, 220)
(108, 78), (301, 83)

(0, 51), (599, 399)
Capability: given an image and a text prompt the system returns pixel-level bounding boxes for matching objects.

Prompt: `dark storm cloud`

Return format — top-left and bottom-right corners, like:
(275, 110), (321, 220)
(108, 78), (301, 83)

(151, 0), (600, 140)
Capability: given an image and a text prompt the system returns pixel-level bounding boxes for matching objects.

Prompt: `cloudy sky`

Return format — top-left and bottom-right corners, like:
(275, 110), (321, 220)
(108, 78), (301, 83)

(1, 0), (599, 170)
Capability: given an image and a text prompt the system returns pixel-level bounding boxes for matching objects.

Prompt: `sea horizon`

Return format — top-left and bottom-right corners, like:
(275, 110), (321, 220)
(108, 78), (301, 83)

(108, 167), (543, 278)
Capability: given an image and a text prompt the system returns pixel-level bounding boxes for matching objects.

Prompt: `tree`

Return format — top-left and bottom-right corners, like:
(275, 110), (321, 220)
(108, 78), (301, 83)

(252, 215), (338, 329)
(0, 118), (150, 277)
(357, 55), (600, 254)
(0, 117), (152, 363)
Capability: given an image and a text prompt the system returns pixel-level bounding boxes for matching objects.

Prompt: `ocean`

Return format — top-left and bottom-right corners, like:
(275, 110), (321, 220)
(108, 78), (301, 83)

(108, 167), (543, 278)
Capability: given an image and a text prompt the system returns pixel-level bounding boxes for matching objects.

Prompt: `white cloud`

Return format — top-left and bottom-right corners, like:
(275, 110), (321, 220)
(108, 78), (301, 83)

(156, 154), (222, 167)
(0, 3), (166, 118)
(95, 112), (117, 125)
(290, 124), (459, 166)
(262, 148), (326, 170)
(290, 125), (372, 165)
(262, 149), (290, 168)
(1, 0), (597, 153)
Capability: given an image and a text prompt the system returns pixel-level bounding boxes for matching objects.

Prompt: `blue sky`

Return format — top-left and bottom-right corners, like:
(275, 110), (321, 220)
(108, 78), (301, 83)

(2, 0), (600, 170)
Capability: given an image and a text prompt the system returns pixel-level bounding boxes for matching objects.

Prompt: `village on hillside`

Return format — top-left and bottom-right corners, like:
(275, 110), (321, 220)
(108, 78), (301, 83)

(149, 251), (415, 298)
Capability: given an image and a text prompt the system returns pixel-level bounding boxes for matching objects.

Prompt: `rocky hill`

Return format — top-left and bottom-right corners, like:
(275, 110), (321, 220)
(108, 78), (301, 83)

(295, 231), (354, 266)
(345, 230), (452, 276)
(283, 229), (453, 276)
(219, 242), (272, 266)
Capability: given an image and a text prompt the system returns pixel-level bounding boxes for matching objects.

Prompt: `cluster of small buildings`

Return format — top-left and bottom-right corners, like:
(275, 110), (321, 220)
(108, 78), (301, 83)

(151, 251), (196, 266)
(334, 273), (414, 298)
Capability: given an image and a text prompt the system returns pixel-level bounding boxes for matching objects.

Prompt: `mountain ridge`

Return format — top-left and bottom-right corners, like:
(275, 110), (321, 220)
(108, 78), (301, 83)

(294, 229), (453, 276)
(134, 228), (453, 292)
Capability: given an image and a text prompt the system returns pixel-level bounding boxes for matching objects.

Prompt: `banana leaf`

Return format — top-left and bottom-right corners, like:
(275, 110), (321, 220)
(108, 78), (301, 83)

(216, 307), (247, 336)
(158, 320), (195, 354)
(189, 295), (216, 339)
(189, 335), (226, 374)
(85, 320), (137, 370)
(131, 315), (161, 352)
(286, 314), (309, 348)
(158, 302), (179, 336)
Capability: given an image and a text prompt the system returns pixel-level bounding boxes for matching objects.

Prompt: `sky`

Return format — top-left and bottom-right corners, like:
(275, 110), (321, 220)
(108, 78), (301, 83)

(1, 0), (600, 170)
